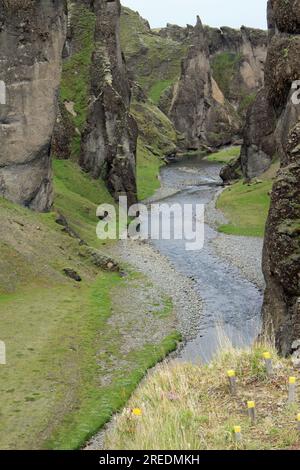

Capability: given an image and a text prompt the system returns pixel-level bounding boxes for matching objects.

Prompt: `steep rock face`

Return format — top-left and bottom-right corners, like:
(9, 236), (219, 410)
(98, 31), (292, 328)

(0, 0), (67, 211)
(238, 0), (300, 181)
(208, 26), (268, 114)
(169, 18), (240, 150)
(53, 0), (137, 205)
(262, 0), (300, 355)
(240, 88), (277, 179)
(120, 7), (268, 151)
(79, 0), (138, 206)
(120, 7), (189, 103)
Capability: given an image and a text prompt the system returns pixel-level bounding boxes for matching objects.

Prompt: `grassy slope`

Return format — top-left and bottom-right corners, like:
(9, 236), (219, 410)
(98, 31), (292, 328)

(120, 7), (188, 101)
(217, 161), (279, 237)
(0, 162), (180, 450)
(106, 345), (300, 450)
(205, 146), (241, 164)
(132, 100), (178, 200)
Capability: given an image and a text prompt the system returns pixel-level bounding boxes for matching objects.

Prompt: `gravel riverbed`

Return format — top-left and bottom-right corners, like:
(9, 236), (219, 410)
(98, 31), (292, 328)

(110, 239), (203, 341)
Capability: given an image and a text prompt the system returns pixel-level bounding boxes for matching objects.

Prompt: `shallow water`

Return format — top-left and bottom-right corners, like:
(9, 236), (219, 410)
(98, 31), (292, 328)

(145, 154), (263, 363)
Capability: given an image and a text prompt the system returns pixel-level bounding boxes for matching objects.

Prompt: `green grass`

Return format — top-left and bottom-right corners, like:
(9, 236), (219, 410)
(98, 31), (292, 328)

(131, 99), (178, 201)
(0, 160), (181, 449)
(53, 159), (115, 247)
(205, 146), (241, 164)
(217, 180), (272, 237)
(136, 139), (163, 201)
(105, 345), (300, 450)
(0, 274), (118, 449)
(47, 327), (181, 450)
(149, 79), (174, 105)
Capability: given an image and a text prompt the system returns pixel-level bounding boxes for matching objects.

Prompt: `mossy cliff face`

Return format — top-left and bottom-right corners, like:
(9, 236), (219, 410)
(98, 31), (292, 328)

(240, 88), (277, 179)
(261, 0), (300, 355)
(209, 27), (267, 117)
(54, 0), (137, 206)
(120, 7), (190, 104)
(80, 0), (138, 206)
(0, 0), (67, 211)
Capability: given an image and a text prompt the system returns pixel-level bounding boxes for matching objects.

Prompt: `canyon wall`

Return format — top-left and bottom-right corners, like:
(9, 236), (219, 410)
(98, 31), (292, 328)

(120, 8), (268, 151)
(0, 0), (137, 211)
(80, 0), (137, 206)
(0, 0), (67, 211)
(261, 0), (300, 355)
(169, 22), (268, 150)
(169, 17), (241, 150)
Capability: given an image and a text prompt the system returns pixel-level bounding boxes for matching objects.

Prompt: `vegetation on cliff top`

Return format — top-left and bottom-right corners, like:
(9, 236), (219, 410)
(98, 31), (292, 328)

(120, 7), (188, 101)
(106, 345), (300, 450)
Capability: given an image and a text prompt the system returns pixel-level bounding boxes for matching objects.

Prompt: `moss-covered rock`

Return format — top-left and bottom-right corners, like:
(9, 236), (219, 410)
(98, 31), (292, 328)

(265, 35), (300, 110)
(261, 2), (300, 354)
(120, 7), (189, 101)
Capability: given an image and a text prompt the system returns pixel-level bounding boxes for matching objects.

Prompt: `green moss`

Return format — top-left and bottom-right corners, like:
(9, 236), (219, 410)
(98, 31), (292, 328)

(278, 219), (300, 236)
(60, 4), (96, 157)
(204, 146), (241, 164)
(212, 52), (242, 99)
(120, 7), (188, 94)
(149, 79), (174, 104)
(217, 180), (272, 237)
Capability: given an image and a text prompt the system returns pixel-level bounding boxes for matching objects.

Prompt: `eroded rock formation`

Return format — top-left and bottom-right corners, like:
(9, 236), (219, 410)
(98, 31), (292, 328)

(169, 17), (241, 150)
(262, 0), (300, 355)
(167, 17), (268, 150)
(80, 0), (137, 206)
(0, 0), (67, 211)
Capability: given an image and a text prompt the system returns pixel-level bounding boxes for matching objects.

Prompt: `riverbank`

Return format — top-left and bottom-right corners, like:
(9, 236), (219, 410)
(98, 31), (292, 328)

(86, 149), (266, 449)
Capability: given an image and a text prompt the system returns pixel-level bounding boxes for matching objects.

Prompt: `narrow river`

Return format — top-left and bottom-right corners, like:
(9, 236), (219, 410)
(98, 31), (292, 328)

(147, 154), (263, 363)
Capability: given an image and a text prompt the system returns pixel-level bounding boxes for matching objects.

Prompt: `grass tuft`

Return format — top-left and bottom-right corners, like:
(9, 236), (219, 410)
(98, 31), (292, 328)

(105, 345), (300, 450)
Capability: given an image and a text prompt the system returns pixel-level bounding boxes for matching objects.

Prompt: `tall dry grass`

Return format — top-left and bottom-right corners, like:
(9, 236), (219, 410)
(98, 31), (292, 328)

(105, 343), (300, 450)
